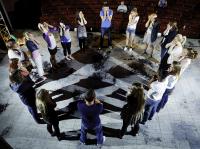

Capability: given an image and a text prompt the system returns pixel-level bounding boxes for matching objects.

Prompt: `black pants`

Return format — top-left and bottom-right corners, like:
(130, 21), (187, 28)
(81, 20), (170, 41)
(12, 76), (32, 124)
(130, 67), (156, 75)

(61, 42), (71, 56)
(47, 121), (60, 137)
(121, 117), (140, 137)
(79, 38), (86, 51)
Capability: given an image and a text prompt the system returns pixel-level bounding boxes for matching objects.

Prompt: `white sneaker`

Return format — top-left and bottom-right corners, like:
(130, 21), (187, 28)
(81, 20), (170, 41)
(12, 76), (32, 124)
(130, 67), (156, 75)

(124, 47), (128, 51)
(97, 136), (106, 146)
(65, 56), (71, 60)
(103, 136), (106, 143)
(129, 48), (133, 52)
(69, 55), (74, 60)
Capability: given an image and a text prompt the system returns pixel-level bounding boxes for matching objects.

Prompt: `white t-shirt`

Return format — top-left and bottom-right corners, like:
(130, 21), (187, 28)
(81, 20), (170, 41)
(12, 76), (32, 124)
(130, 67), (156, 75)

(166, 75), (178, 89)
(147, 79), (168, 101)
(8, 49), (25, 61)
(146, 22), (153, 35)
(48, 34), (57, 50)
(117, 4), (127, 13)
(127, 16), (140, 30)
(167, 46), (183, 64)
(180, 58), (191, 75)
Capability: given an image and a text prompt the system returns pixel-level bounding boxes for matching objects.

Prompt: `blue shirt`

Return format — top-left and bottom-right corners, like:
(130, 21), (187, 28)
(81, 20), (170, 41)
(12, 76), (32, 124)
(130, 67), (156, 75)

(100, 9), (113, 28)
(26, 40), (38, 53)
(77, 100), (103, 129)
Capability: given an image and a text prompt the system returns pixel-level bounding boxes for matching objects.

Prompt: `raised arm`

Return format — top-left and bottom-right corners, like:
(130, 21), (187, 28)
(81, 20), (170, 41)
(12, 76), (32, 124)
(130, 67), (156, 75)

(107, 10), (113, 21)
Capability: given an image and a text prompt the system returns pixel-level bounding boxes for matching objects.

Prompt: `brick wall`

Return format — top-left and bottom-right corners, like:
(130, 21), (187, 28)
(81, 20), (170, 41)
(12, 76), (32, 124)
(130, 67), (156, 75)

(40, 0), (200, 38)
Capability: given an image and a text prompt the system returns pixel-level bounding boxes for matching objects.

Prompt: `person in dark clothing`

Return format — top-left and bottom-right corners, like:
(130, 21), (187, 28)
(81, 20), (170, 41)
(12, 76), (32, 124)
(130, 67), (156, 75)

(9, 69), (44, 124)
(77, 89), (105, 146)
(36, 89), (63, 141)
(119, 83), (145, 138)
(160, 22), (178, 60)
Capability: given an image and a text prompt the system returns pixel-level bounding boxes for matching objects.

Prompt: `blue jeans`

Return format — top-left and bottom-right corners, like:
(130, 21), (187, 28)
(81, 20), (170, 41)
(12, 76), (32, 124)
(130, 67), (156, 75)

(100, 27), (111, 48)
(27, 105), (43, 124)
(142, 98), (160, 124)
(80, 123), (103, 144)
(157, 88), (174, 112)
(160, 45), (168, 60)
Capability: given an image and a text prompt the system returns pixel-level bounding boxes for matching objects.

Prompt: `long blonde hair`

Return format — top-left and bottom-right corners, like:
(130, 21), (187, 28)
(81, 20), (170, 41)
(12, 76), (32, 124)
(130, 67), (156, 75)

(36, 89), (52, 115)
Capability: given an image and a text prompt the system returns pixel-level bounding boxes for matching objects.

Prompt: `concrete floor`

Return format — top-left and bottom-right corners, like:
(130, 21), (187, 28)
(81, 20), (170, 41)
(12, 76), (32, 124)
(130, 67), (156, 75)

(0, 31), (200, 149)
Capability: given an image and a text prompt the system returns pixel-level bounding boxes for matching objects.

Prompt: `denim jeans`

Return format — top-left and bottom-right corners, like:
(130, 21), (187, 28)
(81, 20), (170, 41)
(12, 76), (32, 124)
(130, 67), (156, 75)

(80, 123), (103, 144)
(157, 88), (174, 112)
(100, 27), (112, 48)
(142, 98), (160, 124)
(27, 105), (43, 124)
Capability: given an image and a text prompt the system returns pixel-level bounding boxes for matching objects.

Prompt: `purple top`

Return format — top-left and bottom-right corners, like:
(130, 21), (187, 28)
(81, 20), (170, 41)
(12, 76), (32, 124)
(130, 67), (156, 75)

(77, 100), (103, 129)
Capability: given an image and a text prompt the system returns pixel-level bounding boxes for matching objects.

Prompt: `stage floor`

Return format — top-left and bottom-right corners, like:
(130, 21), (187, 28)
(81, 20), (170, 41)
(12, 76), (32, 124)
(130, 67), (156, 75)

(0, 31), (200, 149)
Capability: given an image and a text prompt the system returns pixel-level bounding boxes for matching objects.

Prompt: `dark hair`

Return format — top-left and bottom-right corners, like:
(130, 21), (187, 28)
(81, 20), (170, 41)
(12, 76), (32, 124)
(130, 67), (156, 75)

(9, 69), (24, 84)
(85, 89), (96, 102)
(6, 39), (16, 49)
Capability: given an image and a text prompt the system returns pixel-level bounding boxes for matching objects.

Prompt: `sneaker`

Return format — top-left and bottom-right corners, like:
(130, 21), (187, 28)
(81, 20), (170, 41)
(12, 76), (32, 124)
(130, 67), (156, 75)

(65, 56), (71, 60)
(129, 48), (133, 52)
(97, 136), (106, 147)
(124, 46), (128, 51)
(80, 141), (86, 145)
(68, 55), (74, 60)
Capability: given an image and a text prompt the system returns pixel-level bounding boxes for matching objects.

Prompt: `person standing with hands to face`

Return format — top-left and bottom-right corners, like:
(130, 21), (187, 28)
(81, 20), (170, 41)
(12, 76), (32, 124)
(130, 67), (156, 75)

(77, 11), (87, 53)
(38, 22), (59, 70)
(59, 22), (74, 60)
(143, 13), (160, 57)
(99, 2), (113, 50)
(124, 8), (140, 52)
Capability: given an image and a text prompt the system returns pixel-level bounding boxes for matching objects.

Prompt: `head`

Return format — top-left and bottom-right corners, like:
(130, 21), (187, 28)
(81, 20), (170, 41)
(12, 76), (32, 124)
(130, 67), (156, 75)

(24, 32), (33, 41)
(9, 69), (24, 84)
(149, 13), (157, 22)
(174, 34), (187, 45)
(103, 1), (109, 11)
(85, 89), (96, 103)
(131, 7), (138, 16)
(6, 39), (19, 50)
(121, 1), (124, 5)
(186, 48), (198, 59)
(9, 59), (19, 74)
(38, 23), (48, 33)
(36, 89), (50, 114)
(59, 22), (65, 28)
(170, 65), (181, 76)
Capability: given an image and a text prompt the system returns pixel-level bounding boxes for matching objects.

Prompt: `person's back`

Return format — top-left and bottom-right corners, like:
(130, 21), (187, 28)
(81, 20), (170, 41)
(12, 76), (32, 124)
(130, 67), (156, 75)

(77, 89), (105, 146)
(78, 99), (103, 129)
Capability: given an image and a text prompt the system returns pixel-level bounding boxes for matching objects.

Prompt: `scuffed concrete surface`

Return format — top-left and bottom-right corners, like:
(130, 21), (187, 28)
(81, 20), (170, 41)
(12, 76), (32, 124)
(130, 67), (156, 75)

(0, 31), (200, 149)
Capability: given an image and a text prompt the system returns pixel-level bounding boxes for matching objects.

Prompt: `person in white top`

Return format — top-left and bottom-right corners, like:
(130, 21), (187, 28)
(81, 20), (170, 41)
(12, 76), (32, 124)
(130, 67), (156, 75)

(166, 34), (186, 65)
(141, 74), (168, 124)
(179, 48), (198, 75)
(157, 65), (181, 112)
(117, 1), (127, 13)
(7, 39), (33, 73)
(124, 8), (140, 52)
